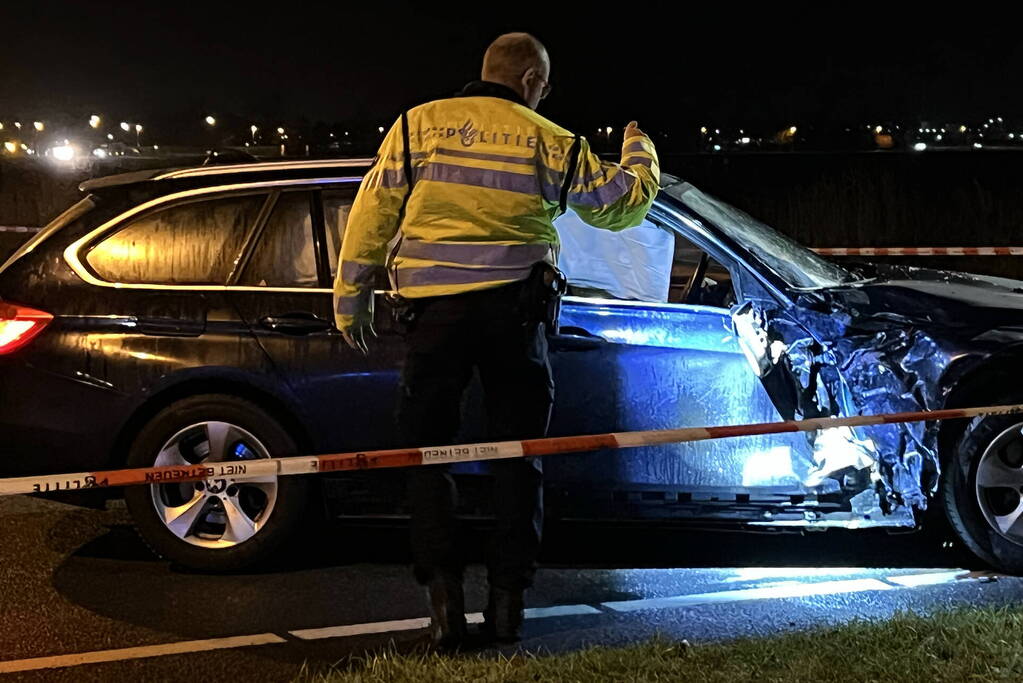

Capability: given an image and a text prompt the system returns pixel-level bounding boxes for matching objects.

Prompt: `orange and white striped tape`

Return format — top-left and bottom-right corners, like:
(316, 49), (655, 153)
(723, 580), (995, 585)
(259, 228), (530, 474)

(2, 403), (1021, 497)
(814, 246), (1023, 256)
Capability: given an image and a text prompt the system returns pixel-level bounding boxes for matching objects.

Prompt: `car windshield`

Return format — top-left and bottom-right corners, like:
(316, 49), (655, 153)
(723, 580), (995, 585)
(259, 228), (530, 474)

(662, 180), (858, 289)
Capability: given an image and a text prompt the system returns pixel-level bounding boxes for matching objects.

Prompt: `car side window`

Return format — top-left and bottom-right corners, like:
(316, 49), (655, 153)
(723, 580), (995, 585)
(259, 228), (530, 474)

(86, 195), (264, 285)
(323, 188), (355, 280)
(668, 232), (736, 308)
(239, 191), (318, 288)
(555, 209), (674, 303)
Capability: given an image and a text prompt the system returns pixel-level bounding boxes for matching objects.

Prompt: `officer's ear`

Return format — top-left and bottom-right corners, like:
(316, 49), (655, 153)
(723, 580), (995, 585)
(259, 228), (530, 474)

(520, 67), (537, 91)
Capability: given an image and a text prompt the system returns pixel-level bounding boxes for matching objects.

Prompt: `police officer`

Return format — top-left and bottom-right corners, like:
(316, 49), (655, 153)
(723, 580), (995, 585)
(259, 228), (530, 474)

(334, 32), (659, 647)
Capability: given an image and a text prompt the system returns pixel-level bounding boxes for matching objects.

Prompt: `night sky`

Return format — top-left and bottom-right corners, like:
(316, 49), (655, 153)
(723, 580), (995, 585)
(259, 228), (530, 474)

(3, 3), (1022, 135)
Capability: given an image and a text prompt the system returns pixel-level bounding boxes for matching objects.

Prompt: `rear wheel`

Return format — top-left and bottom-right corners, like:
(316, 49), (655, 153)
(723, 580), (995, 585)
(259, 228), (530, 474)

(124, 394), (309, 571)
(943, 405), (1023, 574)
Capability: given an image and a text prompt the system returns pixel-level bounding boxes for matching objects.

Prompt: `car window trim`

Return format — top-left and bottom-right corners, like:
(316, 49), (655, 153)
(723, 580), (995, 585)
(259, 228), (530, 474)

(229, 190), (280, 286)
(310, 189), (332, 288)
(64, 177), (361, 293)
(562, 294), (733, 315)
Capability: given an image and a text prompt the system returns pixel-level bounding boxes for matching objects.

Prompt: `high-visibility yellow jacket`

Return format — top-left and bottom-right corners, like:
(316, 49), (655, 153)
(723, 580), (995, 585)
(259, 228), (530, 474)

(334, 82), (660, 330)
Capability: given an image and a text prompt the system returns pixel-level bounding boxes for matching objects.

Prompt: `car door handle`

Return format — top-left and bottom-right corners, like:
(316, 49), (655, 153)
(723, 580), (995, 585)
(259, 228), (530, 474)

(550, 326), (606, 351)
(258, 313), (333, 335)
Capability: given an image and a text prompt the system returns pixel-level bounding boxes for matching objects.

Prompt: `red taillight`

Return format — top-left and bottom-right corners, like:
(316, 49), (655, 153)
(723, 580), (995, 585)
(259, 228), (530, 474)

(0, 302), (53, 355)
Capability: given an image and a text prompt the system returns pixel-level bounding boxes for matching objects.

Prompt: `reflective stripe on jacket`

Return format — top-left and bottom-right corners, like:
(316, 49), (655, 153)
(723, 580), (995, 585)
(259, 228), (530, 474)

(334, 82), (660, 328)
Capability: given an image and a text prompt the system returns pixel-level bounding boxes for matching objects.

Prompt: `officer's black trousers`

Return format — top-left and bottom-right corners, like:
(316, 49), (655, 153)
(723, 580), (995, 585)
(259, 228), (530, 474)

(396, 280), (554, 591)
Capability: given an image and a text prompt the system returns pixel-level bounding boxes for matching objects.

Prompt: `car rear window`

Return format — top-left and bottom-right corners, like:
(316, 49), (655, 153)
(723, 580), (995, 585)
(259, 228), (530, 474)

(86, 195), (264, 285)
(0, 196), (96, 275)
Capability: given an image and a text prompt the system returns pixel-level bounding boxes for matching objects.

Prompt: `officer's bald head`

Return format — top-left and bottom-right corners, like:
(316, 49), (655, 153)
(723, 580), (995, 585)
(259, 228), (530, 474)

(482, 33), (550, 110)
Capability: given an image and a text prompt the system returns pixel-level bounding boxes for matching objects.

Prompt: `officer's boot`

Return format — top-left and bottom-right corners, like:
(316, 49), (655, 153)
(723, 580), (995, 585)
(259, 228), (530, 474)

(482, 586), (525, 643)
(426, 573), (467, 649)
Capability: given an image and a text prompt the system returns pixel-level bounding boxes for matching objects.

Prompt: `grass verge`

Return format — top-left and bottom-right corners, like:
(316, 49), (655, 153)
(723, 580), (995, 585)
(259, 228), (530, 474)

(299, 606), (1023, 682)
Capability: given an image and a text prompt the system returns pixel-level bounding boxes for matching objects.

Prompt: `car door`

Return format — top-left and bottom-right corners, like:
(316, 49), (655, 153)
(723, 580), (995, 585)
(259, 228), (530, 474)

(545, 209), (813, 514)
(228, 182), (406, 455)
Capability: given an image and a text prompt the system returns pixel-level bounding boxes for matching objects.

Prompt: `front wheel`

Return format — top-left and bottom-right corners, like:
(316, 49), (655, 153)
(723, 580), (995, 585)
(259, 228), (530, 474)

(123, 394), (310, 572)
(943, 406), (1023, 574)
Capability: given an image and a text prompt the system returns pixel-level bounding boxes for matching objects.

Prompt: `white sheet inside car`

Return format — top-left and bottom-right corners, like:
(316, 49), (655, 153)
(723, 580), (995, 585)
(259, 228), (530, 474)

(554, 209), (673, 302)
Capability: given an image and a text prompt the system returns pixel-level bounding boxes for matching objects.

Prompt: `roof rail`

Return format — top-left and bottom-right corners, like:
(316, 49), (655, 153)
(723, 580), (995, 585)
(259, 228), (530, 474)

(153, 158), (374, 180)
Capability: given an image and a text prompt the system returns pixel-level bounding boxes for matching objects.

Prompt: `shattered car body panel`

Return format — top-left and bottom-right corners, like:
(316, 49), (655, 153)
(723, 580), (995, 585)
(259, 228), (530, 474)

(649, 179), (1023, 527)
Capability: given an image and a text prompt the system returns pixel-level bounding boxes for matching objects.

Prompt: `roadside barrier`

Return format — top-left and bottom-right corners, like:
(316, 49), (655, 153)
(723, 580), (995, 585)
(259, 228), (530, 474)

(814, 246), (1023, 256)
(3, 403), (1022, 497)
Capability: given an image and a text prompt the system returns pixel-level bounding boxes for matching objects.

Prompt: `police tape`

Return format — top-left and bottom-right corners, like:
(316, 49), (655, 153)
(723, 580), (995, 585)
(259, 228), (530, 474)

(5, 403), (1023, 497)
(814, 246), (1023, 256)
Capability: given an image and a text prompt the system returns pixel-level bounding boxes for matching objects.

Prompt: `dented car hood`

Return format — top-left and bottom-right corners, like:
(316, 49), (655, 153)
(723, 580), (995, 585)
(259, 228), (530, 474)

(814, 264), (1023, 330)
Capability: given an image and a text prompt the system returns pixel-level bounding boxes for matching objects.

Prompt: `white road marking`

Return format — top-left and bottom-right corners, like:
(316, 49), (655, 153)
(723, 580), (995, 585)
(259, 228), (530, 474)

(0, 633), (286, 675)
(526, 604), (602, 619)
(290, 605), (598, 641)
(291, 617), (432, 640)
(601, 578), (894, 612)
(886, 570), (969, 587)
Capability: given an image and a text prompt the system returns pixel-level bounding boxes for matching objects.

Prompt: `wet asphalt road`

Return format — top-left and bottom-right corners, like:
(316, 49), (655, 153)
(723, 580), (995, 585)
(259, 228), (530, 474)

(3, 495), (1023, 681)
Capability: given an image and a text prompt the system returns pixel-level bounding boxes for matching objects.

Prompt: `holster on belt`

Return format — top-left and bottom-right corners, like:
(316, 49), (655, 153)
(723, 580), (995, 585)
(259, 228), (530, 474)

(522, 262), (568, 334)
(384, 291), (418, 330)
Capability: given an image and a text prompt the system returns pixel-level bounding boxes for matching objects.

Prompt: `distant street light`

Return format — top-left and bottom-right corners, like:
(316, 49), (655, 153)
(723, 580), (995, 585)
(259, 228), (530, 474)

(250, 124), (258, 143)
(605, 126), (612, 136)
(120, 121), (130, 132)
(700, 126), (707, 134)
(14, 122), (21, 130)
(89, 115), (101, 129)
(135, 124), (143, 146)
(107, 133), (114, 140)
(205, 115), (216, 126)
(33, 121), (44, 132)
(378, 126), (385, 133)
(277, 127), (285, 135)
(788, 126), (797, 134)
(50, 145), (75, 162)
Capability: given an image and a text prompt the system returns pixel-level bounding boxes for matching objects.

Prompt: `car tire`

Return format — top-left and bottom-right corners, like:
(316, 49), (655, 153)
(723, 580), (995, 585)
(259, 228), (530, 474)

(123, 394), (310, 572)
(943, 407), (1023, 574)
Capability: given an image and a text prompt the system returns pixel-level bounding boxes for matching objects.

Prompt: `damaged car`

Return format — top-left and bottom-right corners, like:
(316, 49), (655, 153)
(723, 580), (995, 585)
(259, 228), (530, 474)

(1, 160), (1022, 573)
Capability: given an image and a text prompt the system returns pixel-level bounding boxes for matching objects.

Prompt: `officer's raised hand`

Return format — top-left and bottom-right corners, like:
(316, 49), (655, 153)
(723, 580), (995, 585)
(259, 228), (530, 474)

(624, 121), (646, 139)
